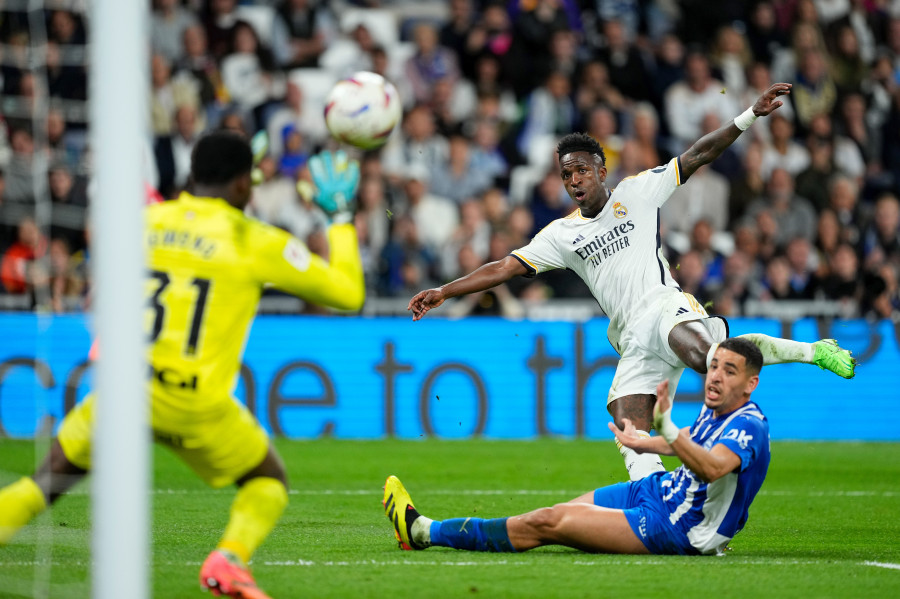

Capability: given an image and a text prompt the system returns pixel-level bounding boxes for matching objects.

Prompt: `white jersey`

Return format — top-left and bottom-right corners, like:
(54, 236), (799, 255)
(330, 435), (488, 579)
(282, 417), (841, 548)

(512, 157), (688, 348)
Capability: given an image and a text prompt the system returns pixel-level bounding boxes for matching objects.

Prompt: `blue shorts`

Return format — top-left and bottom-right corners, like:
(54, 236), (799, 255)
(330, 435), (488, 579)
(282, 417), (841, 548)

(593, 473), (699, 555)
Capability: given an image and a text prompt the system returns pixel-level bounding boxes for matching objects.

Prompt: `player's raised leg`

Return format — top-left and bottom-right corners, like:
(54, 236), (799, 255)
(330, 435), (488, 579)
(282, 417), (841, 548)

(608, 394), (665, 481)
(668, 321), (857, 379)
(382, 475), (648, 554)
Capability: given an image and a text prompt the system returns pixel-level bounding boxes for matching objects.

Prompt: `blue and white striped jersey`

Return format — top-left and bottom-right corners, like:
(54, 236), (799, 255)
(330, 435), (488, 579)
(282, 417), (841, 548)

(660, 400), (770, 555)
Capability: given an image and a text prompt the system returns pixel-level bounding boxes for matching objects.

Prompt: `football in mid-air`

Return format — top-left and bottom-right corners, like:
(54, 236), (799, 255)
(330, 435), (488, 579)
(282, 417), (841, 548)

(324, 71), (402, 150)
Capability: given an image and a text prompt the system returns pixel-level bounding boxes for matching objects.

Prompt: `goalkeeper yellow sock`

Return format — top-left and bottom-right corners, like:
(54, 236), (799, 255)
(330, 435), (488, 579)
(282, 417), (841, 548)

(217, 477), (288, 564)
(0, 477), (48, 544)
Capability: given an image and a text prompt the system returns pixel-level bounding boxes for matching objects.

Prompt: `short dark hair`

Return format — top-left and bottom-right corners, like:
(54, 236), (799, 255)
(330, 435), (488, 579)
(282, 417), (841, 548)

(191, 130), (253, 185)
(718, 337), (763, 375)
(556, 133), (606, 165)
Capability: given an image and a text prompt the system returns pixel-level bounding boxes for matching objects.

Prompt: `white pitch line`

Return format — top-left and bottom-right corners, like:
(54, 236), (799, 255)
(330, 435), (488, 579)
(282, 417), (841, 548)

(147, 489), (900, 497)
(863, 561), (900, 571)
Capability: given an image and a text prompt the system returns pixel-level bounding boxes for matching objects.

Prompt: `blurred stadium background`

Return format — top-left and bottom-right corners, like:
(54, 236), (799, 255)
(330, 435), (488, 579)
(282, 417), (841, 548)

(1, 0), (900, 597)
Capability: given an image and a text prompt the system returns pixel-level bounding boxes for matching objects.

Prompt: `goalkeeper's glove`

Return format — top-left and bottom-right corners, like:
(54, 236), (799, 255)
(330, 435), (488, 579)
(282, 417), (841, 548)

(653, 395), (680, 444)
(298, 150), (360, 225)
(250, 130), (269, 186)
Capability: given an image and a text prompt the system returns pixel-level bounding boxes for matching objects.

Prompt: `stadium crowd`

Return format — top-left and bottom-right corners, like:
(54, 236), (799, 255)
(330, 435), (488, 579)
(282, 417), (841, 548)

(1, 0), (899, 320)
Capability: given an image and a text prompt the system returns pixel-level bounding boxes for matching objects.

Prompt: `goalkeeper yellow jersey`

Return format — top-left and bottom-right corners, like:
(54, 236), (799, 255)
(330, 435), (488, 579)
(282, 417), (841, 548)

(144, 192), (363, 419)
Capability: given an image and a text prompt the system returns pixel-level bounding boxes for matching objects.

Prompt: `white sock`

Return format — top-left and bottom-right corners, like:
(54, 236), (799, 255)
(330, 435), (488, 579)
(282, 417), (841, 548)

(617, 431), (665, 481)
(410, 515), (433, 547)
(738, 333), (814, 365)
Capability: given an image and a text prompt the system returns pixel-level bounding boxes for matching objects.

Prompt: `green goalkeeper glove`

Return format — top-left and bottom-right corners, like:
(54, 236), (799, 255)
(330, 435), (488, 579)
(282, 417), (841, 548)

(298, 150), (359, 224)
(250, 130), (269, 186)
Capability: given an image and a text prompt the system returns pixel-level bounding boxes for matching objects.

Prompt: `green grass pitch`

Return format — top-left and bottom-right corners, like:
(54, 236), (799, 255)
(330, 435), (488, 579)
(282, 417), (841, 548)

(1, 438), (899, 598)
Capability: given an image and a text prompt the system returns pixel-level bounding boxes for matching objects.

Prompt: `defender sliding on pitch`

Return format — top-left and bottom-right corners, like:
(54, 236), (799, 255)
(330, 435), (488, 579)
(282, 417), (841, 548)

(408, 83), (855, 481)
(384, 338), (770, 556)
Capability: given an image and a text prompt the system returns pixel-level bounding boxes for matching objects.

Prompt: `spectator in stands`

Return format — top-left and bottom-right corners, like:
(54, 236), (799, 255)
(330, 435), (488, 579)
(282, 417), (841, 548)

(661, 163), (730, 237)
(440, 0), (479, 79)
(272, 0), (337, 69)
(464, 2), (514, 82)
(481, 187), (510, 232)
(651, 33), (685, 109)
(266, 81), (327, 159)
(428, 75), (476, 137)
(814, 208), (843, 276)
(690, 219), (727, 293)
(664, 51), (737, 155)
(673, 250), (712, 304)
(176, 23), (223, 111)
(516, 69), (576, 161)
(584, 104), (623, 175)
(46, 108), (85, 169)
(710, 24), (752, 97)
(150, 53), (201, 136)
(818, 243), (862, 315)
(48, 163), (88, 252)
(378, 214), (438, 298)
(506, 0), (576, 95)
(574, 60), (626, 118)
(200, 0), (240, 60)
(746, 167), (818, 246)
(836, 92), (880, 174)
(761, 113), (810, 178)
(399, 164), (459, 256)
(606, 139), (643, 188)
(441, 198), (491, 280)
(795, 133), (837, 211)
(771, 20), (827, 84)
(467, 118), (509, 185)
(381, 104), (449, 182)
(404, 22), (461, 107)
(469, 57), (519, 127)
(792, 49), (840, 134)
(221, 20), (283, 130)
(354, 175), (391, 282)
(1, 216), (46, 296)
(746, 1), (786, 66)
(48, 237), (85, 313)
(827, 174), (865, 247)
(741, 62), (795, 147)
(277, 124), (309, 179)
(861, 193), (900, 268)
(759, 256), (801, 301)
(595, 18), (652, 104)
(729, 142), (767, 229)
(862, 262), (900, 320)
(806, 112), (865, 182)
(784, 236), (820, 299)
(151, 0), (199, 63)
(48, 9), (86, 46)
(154, 104), (201, 199)
(528, 168), (571, 235)
(218, 110), (251, 137)
(829, 23), (868, 95)
(430, 135), (493, 205)
(45, 41), (87, 101)
(4, 128), (36, 204)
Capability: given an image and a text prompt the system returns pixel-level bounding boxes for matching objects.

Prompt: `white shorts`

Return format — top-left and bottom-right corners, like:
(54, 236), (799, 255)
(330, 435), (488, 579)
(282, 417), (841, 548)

(606, 291), (728, 405)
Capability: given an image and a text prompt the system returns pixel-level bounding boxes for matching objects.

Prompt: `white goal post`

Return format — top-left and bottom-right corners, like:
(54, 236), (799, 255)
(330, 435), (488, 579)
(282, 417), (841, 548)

(89, 1), (149, 598)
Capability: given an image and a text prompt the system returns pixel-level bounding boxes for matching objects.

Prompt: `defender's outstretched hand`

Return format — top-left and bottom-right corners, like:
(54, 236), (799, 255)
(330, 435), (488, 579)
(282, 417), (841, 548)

(653, 380), (680, 444)
(299, 150), (360, 224)
(608, 418), (652, 453)
(752, 83), (792, 118)
(408, 288), (445, 321)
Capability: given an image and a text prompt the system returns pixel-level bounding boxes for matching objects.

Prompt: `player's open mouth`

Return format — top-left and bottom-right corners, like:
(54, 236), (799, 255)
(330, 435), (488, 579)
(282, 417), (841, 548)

(706, 386), (721, 400)
(574, 191), (586, 201)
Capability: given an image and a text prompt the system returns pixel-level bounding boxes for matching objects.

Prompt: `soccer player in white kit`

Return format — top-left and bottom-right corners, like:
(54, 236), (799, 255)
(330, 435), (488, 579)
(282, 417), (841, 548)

(407, 83), (856, 481)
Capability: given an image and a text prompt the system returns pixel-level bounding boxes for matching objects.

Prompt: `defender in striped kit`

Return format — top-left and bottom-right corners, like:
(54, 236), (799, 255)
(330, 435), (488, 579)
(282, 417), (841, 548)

(384, 338), (769, 556)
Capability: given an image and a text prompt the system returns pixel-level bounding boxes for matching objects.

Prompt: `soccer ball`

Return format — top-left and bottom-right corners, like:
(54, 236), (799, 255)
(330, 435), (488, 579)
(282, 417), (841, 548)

(324, 71), (402, 150)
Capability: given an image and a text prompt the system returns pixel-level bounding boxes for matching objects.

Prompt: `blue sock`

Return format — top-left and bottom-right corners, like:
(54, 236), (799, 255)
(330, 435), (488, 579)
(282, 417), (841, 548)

(429, 517), (516, 552)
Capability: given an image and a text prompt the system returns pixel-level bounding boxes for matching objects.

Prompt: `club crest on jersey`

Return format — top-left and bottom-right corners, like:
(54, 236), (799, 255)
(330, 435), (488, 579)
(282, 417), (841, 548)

(613, 202), (627, 218)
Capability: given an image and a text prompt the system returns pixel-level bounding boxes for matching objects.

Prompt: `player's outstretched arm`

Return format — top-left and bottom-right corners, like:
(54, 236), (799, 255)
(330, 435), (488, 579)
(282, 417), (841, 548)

(608, 418), (677, 456)
(679, 82), (792, 180)
(652, 381), (741, 482)
(408, 256), (527, 321)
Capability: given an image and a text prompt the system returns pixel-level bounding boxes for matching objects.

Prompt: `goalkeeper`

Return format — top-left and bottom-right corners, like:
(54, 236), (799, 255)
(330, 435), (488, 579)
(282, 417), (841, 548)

(0, 131), (364, 599)
(384, 337), (770, 556)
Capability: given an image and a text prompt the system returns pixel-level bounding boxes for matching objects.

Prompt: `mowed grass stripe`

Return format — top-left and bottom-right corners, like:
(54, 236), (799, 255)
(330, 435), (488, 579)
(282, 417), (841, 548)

(1, 438), (899, 599)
